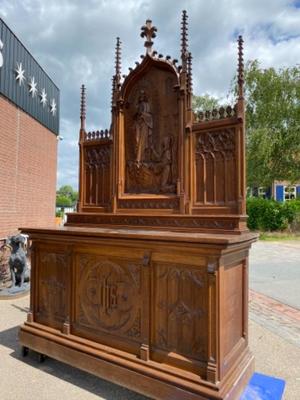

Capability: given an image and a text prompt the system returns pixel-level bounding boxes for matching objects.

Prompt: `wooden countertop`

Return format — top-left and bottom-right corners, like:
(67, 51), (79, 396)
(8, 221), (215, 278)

(20, 225), (258, 246)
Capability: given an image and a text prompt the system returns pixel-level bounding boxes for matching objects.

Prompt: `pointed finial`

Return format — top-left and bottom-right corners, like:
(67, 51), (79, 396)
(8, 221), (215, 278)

(80, 84), (86, 130)
(141, 19), (157, 55)
(237, 35), (244, 99)
(181, 10), (188, 70)
(111, 76), (116, 110)
(115, 37), (122, 87)
(187, 52), (193, 93)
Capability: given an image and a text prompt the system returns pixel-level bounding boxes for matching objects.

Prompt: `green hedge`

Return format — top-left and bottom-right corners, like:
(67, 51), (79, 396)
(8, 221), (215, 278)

(55, 210), (64, 218)
(246, 198), (300, 231)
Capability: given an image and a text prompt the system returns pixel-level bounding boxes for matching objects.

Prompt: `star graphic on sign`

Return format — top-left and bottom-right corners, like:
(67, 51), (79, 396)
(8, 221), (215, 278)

(28, 77), (37, 97)
(40, 88), (47, 107)
(15, 62), (26, 86)
(50, 98), (57, 116)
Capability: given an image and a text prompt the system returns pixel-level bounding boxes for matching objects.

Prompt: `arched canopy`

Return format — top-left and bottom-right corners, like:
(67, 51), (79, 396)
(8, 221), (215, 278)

(121, 54), (179, 100)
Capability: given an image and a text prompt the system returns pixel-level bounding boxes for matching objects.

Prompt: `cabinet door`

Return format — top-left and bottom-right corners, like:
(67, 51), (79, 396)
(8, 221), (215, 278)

(34, 243), (71, 330)
(151, 252), (208, 376)
(72, 245), (149, 356)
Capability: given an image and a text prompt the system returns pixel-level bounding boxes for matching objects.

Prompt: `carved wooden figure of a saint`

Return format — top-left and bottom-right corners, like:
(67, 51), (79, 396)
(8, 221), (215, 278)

(134, 91), (153, 163)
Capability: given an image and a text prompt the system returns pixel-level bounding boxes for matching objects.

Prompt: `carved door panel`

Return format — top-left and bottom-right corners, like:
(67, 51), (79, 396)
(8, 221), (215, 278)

(151, 259), (208, 375)
(73, 248), (147, 356)
(35, 244), (70, 330)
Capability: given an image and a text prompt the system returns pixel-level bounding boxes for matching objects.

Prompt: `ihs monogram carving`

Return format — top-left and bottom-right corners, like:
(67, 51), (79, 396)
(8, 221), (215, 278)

(77, 255), (141, 337)
(196, 128), (235, 158)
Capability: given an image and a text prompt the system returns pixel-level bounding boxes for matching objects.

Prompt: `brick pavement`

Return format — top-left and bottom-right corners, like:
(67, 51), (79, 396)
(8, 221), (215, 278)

(249, 289), (300, 348)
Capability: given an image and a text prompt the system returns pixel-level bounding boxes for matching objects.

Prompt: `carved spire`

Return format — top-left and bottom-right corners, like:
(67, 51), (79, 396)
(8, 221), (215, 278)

(115, 36), (122, 87)
(187, 52), (193, 93)
(111, 37), (121, 111)
(141, 19), (157, 55)
(111, 76), (116, 110)
(80, 84), (86, 131)
(181, 10), (189, 71)
(237, 35), (244, 100)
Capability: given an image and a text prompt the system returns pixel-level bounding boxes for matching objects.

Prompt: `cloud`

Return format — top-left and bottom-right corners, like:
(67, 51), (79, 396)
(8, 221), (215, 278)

(0, 0), (299, 189)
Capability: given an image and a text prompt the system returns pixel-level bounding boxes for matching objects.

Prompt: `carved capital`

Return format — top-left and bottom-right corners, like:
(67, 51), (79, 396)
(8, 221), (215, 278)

(142, 251), (151, 267)
(207, 258), (218, 274)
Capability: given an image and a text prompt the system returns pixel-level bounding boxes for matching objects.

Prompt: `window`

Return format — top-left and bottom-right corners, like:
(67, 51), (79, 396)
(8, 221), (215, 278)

(284, 186), (296, 201)
(258, 187), (267, 199)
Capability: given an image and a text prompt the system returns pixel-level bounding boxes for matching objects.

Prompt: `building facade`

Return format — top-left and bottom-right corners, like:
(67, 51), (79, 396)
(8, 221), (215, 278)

(0, 18), (59, 238)
(273, 181), (300, 202)
(250, 181), (300, 201)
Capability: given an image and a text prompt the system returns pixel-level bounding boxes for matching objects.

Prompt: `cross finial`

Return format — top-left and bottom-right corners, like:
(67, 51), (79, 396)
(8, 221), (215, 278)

(181, 10), (189, 69)
(141, 19), (157, 55)
(80, 84), (86, 130)
(237, 35), (244, 99)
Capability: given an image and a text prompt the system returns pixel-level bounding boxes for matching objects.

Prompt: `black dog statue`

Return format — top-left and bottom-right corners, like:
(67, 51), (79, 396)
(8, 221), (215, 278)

(7, 234), (29, 288)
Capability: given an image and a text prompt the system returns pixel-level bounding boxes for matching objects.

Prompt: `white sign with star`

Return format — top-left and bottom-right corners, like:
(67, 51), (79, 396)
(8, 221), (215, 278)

(15, 62), (26, 86)
(50, 98), (57, 116)
(40, 88), (47, 107)
(0, 39), (3, 68)
(28, 76), (37, 97)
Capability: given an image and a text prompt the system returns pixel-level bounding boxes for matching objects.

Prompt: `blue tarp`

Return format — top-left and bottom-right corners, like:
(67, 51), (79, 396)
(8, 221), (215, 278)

(241, 372), (285, 400)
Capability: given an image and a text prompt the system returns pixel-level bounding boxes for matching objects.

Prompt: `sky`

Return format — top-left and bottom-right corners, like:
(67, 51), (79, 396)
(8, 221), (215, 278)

(0, 0), (299, 190)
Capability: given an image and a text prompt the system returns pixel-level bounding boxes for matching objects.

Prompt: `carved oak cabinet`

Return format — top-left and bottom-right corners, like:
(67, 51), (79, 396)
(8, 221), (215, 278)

(19, 12), (257, 400)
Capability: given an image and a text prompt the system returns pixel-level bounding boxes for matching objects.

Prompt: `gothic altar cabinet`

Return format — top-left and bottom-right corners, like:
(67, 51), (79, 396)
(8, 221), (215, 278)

(19, 12), (257, 400)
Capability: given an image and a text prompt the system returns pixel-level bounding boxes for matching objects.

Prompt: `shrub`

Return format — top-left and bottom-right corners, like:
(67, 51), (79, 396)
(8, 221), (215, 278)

(246, 198), (299, 231)
(55, 210), (64, 218)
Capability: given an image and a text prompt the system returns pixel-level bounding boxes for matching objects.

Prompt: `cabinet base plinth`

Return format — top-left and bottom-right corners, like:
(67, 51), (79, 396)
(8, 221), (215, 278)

(19, 325), (254, 400)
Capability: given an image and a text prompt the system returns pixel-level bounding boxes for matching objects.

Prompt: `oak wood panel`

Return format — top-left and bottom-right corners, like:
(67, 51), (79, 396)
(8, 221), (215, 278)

(34, 243), (71, 330)
(72, 251), (146, 356)
(151, 261), (208, 375)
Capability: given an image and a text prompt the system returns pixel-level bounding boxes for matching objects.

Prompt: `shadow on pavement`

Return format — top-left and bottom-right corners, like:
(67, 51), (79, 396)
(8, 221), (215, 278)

(0, 325), (149, 400)
(11, 304), (29, 313)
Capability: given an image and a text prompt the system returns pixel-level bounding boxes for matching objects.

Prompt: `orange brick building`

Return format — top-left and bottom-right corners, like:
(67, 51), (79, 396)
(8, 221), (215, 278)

(0, 18), (59, 238)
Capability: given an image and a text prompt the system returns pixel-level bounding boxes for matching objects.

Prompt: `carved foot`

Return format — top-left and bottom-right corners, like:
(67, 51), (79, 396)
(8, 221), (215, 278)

(21, 346), (29, 357)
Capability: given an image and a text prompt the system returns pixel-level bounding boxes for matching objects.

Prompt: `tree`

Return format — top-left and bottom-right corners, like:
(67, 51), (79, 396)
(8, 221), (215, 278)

(193, 62), (300, 188)
(56, 195), (72, 207)
(244, 61), (300, 187)
(192, 94), (220, 113)
(56, 185), (78, 207)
